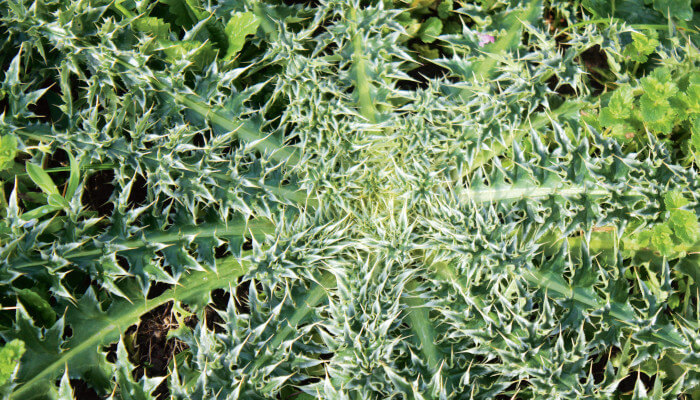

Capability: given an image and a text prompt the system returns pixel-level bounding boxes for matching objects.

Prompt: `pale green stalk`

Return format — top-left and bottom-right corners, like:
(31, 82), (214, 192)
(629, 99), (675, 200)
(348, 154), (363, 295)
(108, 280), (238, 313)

(11, 219), (274, 269)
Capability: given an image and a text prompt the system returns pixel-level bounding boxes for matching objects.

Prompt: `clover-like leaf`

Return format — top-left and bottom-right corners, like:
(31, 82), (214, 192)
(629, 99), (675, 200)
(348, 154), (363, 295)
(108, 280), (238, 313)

(224, 12), (260, 60)
(669, 209), (699, 245)
(624, 30), (659, 63)
(418, 17), (442, 43)
(650, 224), (675, 257)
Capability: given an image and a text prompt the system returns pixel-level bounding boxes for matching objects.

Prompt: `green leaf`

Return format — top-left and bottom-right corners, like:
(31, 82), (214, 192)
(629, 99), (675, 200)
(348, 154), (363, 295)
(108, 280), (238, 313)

(349, 8), (378, 124)
(66, 151), (79, 200)
(224, 12), (260, 60)
(664, 190), (690, 209)
(0, 135), (18, 171)
(7, 255), (252, 400)
(600, 85), (636, 135)
(132, 16), (171, 40)
(404, 283), (441, 373)
(653, 0), (693, 21)
(468, 0), (542, 81)
(658, 190), (699, 249)
(650, 224), (675, 257)
(7, 1), (700, 398)
(437, 0), (453, 19)
(650, 372), (664, 399)
(0, 340), (24, 387)
(639, 95), (669, 123)
(418, 17), (442, 43)
(56, 370), (75, 400)
(159, 0), (202, 28)
(632, 372), (648, 399)
(641, 68), (679, 101)
(47, 193), (70, 209)
(111, 340), (162, 400)
(25, 162), (60, 196)
(248, 274), (334, 368)
(624, 30), (659, 63)
(20, 204), (63, 220)
(608, 85), (635, 119)
(669, 209), (699, 244)
(684, 73), (700, 117)
(639, 71), (677, 135)
(160, 40), (215, 69)
(16, 289), (56, 327)
(599, 108), (622, 128)
(412, 43), (440, 59)
(692, 117), (700, 162)
(584, 0), (682, 23)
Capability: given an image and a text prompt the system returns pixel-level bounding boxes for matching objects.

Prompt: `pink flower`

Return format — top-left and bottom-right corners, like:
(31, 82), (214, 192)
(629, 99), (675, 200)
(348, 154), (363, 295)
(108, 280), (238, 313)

(478, 33), (495, 47)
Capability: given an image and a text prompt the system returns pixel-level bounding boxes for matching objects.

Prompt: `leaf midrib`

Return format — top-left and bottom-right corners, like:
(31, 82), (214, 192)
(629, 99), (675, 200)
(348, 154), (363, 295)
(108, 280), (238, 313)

(11, 254), (251, 399)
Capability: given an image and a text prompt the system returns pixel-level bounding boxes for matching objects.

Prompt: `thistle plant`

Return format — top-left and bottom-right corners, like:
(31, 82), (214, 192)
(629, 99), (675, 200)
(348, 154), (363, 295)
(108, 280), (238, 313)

(0, 0), (699, 399)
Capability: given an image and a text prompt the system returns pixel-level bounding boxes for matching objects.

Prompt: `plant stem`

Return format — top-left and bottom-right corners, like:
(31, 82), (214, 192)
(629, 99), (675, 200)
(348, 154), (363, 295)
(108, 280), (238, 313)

(170, 92), (300, 165)
(14, 127), (311, 206)
(431, 254), (688, 349)
(460, 184), (626, 203)
(248, 272), (336, 373)
(466, 99), (584, 173)
(13, 163), (116, 177)
(404, 281), (441, 373)
(10, 219), (274, 269)
(350, 8), (378, 124)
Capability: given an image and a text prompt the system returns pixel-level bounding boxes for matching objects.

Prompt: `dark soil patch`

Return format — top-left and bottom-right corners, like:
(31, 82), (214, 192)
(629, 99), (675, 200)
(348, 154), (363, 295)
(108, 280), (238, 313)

(134, 302), (184, 377)
(192, 132), (206, 147)
(398, 57), (450, 91)
(128, 293), (234, 398)
(60, 270), (95, 301)
(234, 278), (252, 314)
(127, 173), (148, 208)
(132, 302), (190, 399)
(283, 122), (301, 147)
(116, 255), (130, 272)
(547, 75), (576, 96)
(278, 378), (322, 399)
(104, 341), (118, 364)
(579, 45), (609, 96)
(27, 81), (62, 124)
(203, 305), (225, 332)
(62, 324), (73, 341)
(81, 170), (115, 217)
(215, 242), (230, 258)
(69, 379), (101, 400)
(211, 288), (230, 310)
(580, 45), (608, 72)
(0, 94), (7, 117)
(0, 38), (11, 114)
(618, 371), (655, 396)
(590, 346), (620, 384)
(544, 8), (571, 53)
(205, 289), (229, 332)
(146, 281), (173, 300)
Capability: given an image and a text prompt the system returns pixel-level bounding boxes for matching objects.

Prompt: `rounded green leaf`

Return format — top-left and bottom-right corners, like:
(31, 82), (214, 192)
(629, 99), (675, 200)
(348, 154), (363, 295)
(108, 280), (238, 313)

(418, 17), (442, 43)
